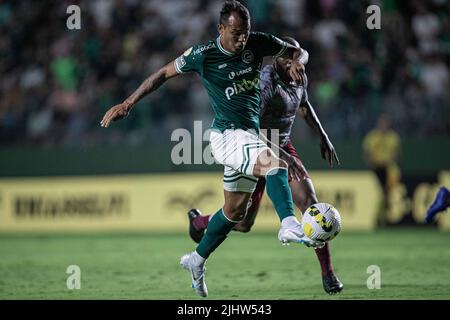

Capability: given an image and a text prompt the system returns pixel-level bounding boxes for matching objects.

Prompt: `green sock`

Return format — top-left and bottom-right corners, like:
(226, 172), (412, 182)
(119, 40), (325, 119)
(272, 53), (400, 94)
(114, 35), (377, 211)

(265, 167), (295, 221)
(196, 209), (238, 259)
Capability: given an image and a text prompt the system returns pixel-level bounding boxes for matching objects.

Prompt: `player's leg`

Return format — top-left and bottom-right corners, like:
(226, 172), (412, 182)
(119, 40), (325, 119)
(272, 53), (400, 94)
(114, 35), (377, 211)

(187, 175), (266, 243)
(201, 127), (299, 241)
(282, 141), (343, 294)
(196, 190), (251, 258)
(181, 129), (259, 297)
(290, 178), (343, 294)
(181, 190), (252, 297)
(233, 177), (266, 232)
(425, 186), (450, 223)
(253, 148), (303, 244)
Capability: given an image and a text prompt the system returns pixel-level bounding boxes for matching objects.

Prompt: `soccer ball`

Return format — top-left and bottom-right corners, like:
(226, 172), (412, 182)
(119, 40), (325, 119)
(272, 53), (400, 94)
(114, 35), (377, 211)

(300, 203), (342, 244)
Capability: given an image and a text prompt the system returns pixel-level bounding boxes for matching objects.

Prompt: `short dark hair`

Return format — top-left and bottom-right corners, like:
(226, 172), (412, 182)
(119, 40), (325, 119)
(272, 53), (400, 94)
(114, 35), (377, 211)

(219, 0), (250, 25)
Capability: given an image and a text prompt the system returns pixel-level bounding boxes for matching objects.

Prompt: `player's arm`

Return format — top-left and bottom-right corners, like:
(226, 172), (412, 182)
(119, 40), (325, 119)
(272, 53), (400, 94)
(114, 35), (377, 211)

(298, 99), (340, 168)
(258, 33), (308, 83)
(283, 45), (307, 85)
(100, 61), (179, 128)
(283, 46), (309, 65)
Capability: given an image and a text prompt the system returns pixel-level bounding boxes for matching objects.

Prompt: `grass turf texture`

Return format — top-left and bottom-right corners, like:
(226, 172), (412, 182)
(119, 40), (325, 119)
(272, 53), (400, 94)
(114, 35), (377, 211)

(1, 229), (449, 300)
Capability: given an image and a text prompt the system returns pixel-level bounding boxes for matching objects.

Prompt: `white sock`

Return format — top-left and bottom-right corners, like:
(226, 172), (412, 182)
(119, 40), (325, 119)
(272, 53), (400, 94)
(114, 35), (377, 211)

(192, 250), (206, 267)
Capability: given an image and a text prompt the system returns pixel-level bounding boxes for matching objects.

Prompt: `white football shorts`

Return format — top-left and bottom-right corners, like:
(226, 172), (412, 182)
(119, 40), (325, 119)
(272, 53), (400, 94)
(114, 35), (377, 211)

(209, 129), (270, 193)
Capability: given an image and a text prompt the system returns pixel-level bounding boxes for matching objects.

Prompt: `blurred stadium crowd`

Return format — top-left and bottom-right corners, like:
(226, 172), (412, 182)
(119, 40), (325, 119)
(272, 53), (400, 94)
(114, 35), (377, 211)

(0, 0), (448, 147)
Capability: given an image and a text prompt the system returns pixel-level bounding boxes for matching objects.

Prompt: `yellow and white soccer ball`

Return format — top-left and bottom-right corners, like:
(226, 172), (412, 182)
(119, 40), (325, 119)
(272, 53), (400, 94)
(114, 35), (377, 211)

(301, 203), (342, 244)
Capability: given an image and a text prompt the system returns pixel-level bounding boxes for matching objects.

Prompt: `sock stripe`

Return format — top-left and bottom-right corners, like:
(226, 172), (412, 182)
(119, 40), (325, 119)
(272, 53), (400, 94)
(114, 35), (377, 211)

(220, 208), (241, 224)
(265, 166), (287, 177)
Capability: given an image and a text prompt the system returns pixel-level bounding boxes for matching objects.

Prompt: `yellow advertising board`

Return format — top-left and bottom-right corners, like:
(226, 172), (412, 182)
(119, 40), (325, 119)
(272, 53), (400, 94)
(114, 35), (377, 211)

(0, 172), (382, 232)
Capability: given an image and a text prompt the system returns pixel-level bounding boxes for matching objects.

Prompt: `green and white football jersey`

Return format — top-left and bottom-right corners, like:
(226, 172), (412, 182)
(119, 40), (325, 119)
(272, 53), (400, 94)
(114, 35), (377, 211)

(174, 32), (288, 132)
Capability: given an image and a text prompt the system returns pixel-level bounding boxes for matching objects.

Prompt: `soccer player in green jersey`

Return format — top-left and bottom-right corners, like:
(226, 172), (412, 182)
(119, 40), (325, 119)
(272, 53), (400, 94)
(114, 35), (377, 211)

(188, 37), (343, 295)
(101, 0), (320, 297)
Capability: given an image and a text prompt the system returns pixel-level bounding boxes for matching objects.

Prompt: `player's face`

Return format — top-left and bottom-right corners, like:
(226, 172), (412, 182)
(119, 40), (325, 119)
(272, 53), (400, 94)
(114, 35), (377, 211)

(219, 13), (250, 53)
(275, 56), (293, 82)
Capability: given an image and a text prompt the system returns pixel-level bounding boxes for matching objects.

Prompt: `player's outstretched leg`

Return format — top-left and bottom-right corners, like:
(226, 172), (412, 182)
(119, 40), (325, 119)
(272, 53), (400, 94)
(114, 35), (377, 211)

(425, 186), (450, 223)
(253, 150), (303, 244)
(315, 243), (343, 294)
(182, 209), (236, 297)
(181, 209), (236, 297)
(187, 179), (266, 242)
(181, 192), (250, 297)
(290, 175), (343, 294)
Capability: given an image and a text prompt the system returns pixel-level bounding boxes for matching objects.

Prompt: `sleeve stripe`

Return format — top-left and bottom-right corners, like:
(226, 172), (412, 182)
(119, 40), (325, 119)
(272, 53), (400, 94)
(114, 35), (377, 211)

(174, 58), (184, 74)
(274, 41), (287, 58)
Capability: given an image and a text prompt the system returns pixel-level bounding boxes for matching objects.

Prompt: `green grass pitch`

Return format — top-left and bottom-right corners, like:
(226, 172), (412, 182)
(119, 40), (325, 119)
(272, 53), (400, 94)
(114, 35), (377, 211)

(1, 229), (450, 300)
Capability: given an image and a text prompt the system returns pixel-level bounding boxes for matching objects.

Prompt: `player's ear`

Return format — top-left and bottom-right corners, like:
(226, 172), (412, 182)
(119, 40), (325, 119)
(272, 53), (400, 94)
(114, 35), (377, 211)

(218, 23), (225, 36)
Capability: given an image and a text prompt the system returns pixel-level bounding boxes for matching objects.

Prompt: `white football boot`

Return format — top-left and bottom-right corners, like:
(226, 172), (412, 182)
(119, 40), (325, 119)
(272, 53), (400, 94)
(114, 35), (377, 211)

(278, 216), (304, 245)
(278, 216), (326, 248)
(180, 251), (208, 297)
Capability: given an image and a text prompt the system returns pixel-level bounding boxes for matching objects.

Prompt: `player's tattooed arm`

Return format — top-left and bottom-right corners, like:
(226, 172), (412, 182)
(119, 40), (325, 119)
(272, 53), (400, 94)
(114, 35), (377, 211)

(124, 62), (178, 108)
(299, 100), (340, 167)
(100, 61), (179, 127)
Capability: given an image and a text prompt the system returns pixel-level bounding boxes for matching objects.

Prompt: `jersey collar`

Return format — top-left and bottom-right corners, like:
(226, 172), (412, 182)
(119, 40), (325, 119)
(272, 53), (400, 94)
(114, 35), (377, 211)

(216, 36), (235, 56)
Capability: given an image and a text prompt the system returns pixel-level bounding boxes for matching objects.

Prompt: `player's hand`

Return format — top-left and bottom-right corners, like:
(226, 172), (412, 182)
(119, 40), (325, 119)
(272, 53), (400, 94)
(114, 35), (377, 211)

(286, 155), (304, 182)
(320, 135), (340, 168)
(100, 102), (132, 128)
(289, 60), (306, 86)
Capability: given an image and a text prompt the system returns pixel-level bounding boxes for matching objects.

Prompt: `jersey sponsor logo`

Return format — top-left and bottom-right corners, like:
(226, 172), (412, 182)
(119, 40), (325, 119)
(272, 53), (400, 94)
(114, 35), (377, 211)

(193, 43), (216, 55)
(228, 66), (253, 80)
(225, 76), (260, 100)
(241, 50), (254, 64)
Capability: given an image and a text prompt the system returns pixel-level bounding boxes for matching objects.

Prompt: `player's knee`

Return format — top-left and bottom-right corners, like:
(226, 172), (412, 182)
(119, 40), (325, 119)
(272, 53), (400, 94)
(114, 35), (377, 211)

(266, 158), (288, 174)
(278, 159), (288, 169)
(256, 151), (287, 174)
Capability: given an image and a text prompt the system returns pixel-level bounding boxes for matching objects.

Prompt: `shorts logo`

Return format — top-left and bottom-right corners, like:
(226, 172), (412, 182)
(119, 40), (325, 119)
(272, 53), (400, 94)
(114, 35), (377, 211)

(241, 50), (254, 64)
